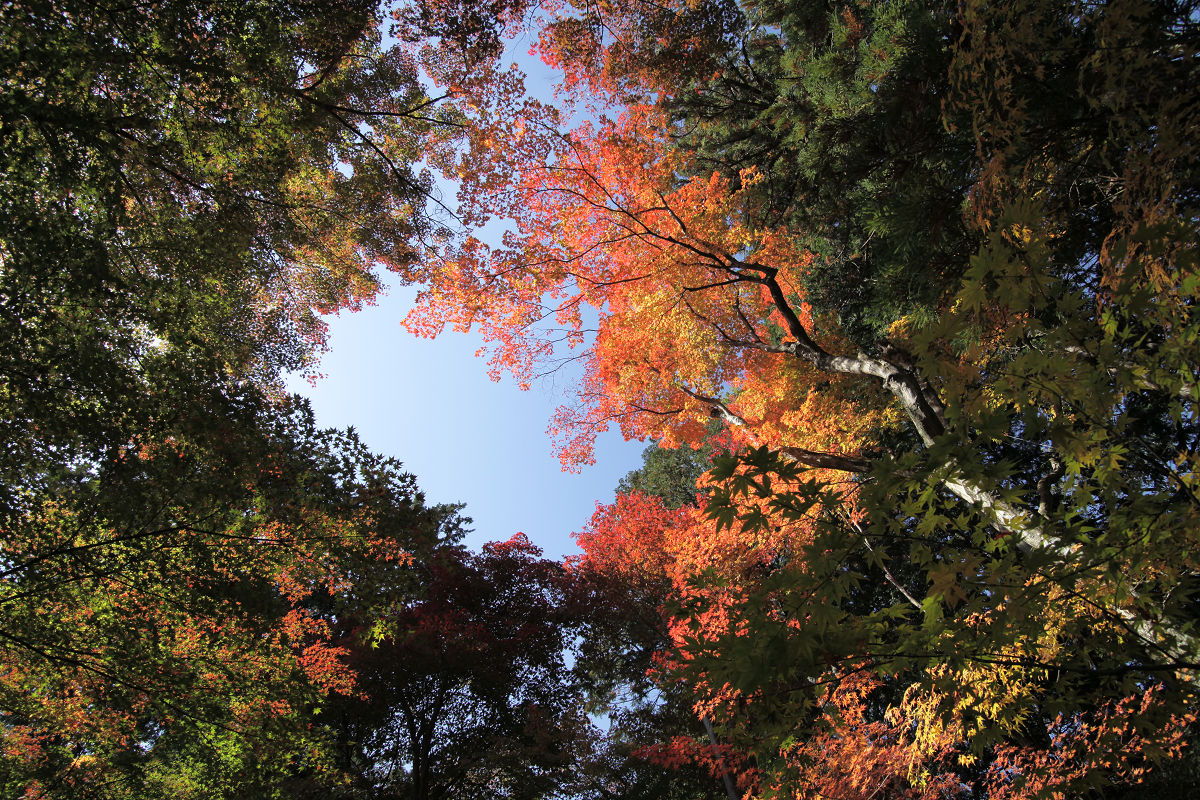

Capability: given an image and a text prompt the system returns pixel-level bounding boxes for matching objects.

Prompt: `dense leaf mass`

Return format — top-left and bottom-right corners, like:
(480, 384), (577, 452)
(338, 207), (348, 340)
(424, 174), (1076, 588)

(316, 535), (590, 800)
(4, 0), (1200, 798)
(0, 2), (462, 796)
(0, 394), (467, 798)
(410, 0), (1200, 796)
(0, 0), (446, 508)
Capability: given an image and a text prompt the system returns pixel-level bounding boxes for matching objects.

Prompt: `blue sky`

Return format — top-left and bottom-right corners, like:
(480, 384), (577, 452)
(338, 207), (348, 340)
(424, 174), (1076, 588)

(288, 34), (649, 560)
(286, 283), (646, 560)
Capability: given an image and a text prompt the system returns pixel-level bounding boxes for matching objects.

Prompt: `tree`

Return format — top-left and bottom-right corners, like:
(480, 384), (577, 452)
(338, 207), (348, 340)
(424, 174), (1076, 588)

(572, 490), (742, 800)
(408, 0), (1200, 794)
(617, 435), (728, 511)
(0, 0), (452, 520)
(310, 534), (593, 800)
(0, 4), (475, 793)
(535, 0), (974, 345)
(0, 396), (465, 799)
(618, 446), (709, 512)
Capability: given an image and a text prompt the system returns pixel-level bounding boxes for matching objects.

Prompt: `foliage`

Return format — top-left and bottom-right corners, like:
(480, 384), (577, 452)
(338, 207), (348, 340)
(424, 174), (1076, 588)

(413, 0), (1200, 796)
(407, 96), (894, 470)
(617, 439), (722, 511)
(5, 0), (1199, 797)
(310, 534), (593, 800)
(0, 1), (467, 796)
(536, 0), (976, 344)
(0, 0), (451, 517)
(0, 396), (463, 799)
(571, 491), (737, 800)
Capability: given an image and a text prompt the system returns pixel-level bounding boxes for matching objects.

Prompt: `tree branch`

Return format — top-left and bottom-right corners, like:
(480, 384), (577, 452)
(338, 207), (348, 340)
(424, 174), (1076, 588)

(676, 385), (870, 473)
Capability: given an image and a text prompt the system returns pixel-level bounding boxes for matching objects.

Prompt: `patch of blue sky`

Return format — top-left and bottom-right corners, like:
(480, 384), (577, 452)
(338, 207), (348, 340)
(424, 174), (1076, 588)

(286, 19), (646, 559)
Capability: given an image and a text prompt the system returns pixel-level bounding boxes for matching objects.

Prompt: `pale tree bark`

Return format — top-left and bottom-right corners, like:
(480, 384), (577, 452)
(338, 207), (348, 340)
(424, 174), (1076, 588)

(678, 257), (1198, 669)
(556, 182), (1197, 669)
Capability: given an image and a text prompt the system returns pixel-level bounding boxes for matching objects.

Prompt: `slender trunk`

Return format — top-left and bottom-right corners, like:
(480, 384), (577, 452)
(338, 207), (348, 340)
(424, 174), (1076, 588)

(702, 716), (740, 800)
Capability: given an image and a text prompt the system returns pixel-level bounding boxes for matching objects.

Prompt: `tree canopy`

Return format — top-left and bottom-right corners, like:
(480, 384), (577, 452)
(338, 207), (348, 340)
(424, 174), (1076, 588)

(3, 0), (1199, 797)
(406, 0), (1200, 795)
(1, 0), (450, 503)
(0, 2), (463, 796)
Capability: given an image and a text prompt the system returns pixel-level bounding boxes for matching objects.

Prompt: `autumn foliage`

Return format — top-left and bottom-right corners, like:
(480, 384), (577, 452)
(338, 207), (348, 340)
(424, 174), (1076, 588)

(405, 101), (892, 472)
(4, 0), (1199, 798)
(403, 0), (1200, 797)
